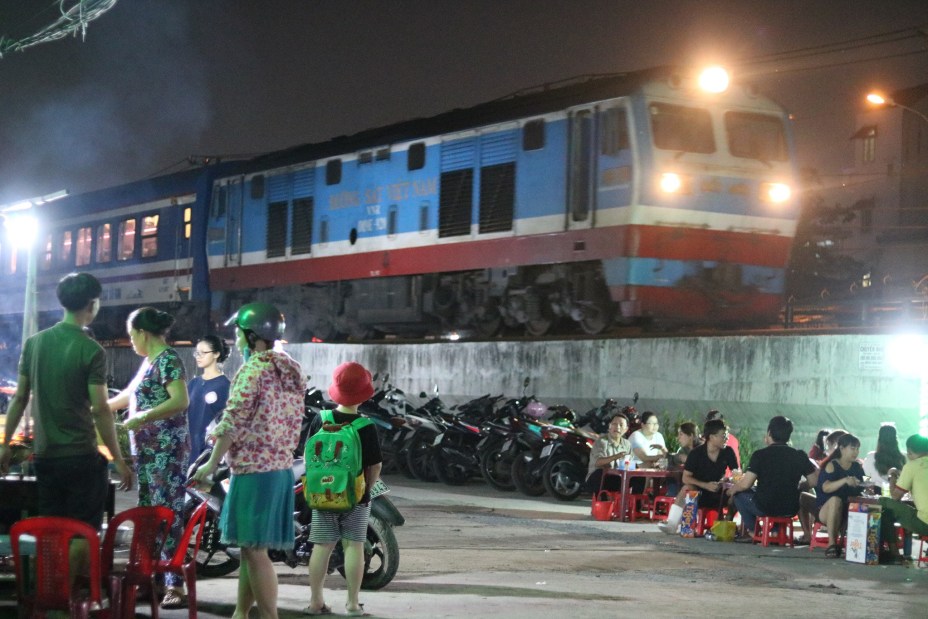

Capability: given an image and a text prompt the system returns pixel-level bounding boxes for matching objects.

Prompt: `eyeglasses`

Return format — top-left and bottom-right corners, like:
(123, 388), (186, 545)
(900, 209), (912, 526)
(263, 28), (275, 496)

(193, 350), (216, 358)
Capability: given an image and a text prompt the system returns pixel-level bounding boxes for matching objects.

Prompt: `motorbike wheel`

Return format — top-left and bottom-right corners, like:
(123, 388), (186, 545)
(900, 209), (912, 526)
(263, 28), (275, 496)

(542, 455), (585, 501)
(510, 452), (547, 496)
(336, 512), (400, 590)
(404, 432), (439, 482)
(478, 440), (516, 491)
(184, 500), (241, 578)
(431, 449), (471, 486)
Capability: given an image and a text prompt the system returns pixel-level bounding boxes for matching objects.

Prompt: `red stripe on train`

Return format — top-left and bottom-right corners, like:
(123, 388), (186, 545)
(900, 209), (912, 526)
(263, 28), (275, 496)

(210, 225), (792, 291)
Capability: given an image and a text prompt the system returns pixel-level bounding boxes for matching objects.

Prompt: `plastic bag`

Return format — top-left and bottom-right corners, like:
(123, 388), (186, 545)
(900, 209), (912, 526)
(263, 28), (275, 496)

(710, 519), (737, 542)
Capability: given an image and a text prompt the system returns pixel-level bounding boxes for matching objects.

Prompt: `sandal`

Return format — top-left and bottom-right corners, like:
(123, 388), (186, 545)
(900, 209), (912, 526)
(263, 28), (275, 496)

(824, 544), (841, 558)
(345, 603), (369, 617)
(303, 605), (333, 616)
(161, 588), (188, 609)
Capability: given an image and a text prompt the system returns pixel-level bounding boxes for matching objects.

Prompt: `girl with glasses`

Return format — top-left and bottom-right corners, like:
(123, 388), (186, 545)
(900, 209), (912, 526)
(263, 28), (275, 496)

(188, 335), (231, 461)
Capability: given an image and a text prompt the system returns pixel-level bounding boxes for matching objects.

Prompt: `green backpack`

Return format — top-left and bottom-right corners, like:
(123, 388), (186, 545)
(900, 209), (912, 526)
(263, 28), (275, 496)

(303, 410), (373, 512)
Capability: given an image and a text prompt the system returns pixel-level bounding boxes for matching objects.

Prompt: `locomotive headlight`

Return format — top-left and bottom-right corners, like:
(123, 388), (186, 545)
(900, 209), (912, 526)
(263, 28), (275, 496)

(660, 172), (684, 194)
(698, 66), (730, 94)
(760, 182), (791, 204)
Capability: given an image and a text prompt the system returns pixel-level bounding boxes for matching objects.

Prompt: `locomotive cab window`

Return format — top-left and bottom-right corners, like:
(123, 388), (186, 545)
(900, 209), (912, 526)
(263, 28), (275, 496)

(601, 108), (630, 155)
(59, 230), (73, 265)
(522, 120), (545, 151)
(408, 142), (426, 171)
(140, 214), (159, 258)
(649, 103), (715, 154)
(326, 159), (342, 185)
(725, 112), (788, 162)
(118, 218), (136, 261)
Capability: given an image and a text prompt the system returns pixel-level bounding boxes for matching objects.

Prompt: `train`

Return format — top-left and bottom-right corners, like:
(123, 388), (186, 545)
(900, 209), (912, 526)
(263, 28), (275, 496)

(0, 65), (798, 347)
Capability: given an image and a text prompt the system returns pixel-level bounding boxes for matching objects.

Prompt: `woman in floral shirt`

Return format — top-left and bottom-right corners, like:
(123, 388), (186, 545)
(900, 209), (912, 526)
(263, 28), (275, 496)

(193, 302), (304, 619)
(108, 306), (190, 609)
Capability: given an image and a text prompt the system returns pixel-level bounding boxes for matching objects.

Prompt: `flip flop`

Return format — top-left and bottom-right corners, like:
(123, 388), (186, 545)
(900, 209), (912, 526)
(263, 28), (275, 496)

(303, 604), (333, 616)
(824, 544), (841, 558)
(346, 603), (370, 616)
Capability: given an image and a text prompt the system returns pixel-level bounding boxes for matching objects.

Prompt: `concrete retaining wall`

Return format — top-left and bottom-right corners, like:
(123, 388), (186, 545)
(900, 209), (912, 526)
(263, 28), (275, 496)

(108, 333), (923, 455)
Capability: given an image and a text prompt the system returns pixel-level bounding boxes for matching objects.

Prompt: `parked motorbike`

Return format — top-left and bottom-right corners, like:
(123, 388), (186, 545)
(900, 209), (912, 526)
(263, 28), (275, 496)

(539, 407), (597, 501)
(429, 394), (499, 485)
(184, 449), (404, 590)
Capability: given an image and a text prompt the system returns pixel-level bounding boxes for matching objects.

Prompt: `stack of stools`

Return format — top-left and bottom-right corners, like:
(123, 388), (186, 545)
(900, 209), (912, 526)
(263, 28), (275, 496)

(753, 515), (795, 547)
(625, 494), (652, 522)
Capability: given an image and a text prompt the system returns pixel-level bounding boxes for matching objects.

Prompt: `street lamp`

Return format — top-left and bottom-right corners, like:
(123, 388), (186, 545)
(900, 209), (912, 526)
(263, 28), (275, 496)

(866, 92), (928, 126)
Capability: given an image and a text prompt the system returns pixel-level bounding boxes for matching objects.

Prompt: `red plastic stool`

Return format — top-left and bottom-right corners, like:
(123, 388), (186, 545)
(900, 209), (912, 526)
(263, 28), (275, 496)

(625, 494), (651, 522)
(918, 535), (928, 566)
(695, 508), (720, 536)
(809, 521), (844, 551)
(651, 496), (676, 521)
(753, 516), (795, 547)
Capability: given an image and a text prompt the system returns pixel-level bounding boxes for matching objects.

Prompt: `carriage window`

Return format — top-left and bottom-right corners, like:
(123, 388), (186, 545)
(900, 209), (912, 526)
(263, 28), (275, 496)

(141, 215), (159, 258)
(118, 219), (136, 260)
(725, 112), (788, 162)
(95, 224), (112, 263)
(59, 230), (73, 264)
(326, 159), (342, 185)
(649, 103), (715, 153)
(41, 234), (53, 270)
(408, 143), (426, 170)
(75, 226), (92, 266)
(601, 108), (629, 155)
(522, 120), (545, 151)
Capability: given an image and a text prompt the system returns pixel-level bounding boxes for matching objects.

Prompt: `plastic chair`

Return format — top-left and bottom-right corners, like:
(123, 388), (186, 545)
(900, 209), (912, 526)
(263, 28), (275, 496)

(10, 516), (109, 618)
(151, 501), (209, 619)
(808, 521), (844, 551)
(101, 506), (174, 619)
(624, 494), (651, 522)
(752, 515), (795, 548)
(695, 508), (721, 537)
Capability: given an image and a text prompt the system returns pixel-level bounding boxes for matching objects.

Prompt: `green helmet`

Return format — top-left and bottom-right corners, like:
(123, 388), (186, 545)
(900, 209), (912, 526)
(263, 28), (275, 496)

(225, 302), (285, 342)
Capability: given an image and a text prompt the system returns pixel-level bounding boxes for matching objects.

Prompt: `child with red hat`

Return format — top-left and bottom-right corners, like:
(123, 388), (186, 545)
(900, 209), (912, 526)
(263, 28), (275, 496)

(305, 362), (382, 616)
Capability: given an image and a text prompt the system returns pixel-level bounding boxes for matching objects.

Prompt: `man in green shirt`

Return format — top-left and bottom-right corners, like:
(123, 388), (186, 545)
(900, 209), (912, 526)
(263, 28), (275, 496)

(880, 433), (928, 562)
(0, 272), (132, 528)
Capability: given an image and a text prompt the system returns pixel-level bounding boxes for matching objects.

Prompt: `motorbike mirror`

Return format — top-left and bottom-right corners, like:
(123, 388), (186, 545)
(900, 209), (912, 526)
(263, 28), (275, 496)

(419, 392), (428, 399)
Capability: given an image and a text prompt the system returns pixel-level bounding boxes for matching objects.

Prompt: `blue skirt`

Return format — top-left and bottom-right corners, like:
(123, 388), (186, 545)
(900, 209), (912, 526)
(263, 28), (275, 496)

(219, 468), (294, 550)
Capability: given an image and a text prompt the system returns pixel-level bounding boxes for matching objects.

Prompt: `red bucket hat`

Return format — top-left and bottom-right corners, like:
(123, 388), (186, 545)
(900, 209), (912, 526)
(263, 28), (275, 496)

(328, 362), (374, 406)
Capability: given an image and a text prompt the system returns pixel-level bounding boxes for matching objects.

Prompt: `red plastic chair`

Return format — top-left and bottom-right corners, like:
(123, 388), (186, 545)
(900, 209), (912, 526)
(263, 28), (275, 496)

(10, 516), (109, 618)
(150, 501), (209, 619)
(101, 506), (174, 619)
(752, 515), (795, 547)
(650, 496), (676, 521)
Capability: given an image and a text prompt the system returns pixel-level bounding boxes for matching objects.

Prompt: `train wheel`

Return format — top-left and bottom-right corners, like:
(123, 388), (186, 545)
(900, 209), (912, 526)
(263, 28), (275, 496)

(578, 302), (612, 335)
(524, 318), (552, 337)
(474, 302), (502, 338)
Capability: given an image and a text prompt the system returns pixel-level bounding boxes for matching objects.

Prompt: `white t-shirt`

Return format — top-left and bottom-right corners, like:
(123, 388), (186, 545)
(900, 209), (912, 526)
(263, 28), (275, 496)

(629, 430), (666, 465)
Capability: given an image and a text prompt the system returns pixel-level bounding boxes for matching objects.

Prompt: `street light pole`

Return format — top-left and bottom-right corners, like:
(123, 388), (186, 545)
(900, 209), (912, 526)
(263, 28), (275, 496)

(866, 93), (928, 126)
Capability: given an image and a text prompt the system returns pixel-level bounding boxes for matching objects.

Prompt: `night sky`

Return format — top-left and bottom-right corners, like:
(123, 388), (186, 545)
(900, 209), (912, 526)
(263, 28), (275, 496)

(1, 1), (927, 205)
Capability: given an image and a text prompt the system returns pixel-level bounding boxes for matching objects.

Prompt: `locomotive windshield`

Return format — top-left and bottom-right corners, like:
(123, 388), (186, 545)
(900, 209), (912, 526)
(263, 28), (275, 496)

(724, 112), (788, 162)
(648, 103), (715, 154)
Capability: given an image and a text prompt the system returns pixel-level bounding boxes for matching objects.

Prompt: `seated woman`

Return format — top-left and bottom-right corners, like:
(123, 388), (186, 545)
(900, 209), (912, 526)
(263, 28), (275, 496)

(664, 422), (701, 497)
(808, 428), (831, 463)
(863, 423), (906, 488)
(658, 419), (739, 534)
(628, 411), (668, 494)
(584, 413), (632, 494)
(816, 433), (865, 557)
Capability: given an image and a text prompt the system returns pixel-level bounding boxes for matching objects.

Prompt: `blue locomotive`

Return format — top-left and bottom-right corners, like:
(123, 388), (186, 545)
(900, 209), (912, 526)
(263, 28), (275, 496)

(0, 65), (798, 344)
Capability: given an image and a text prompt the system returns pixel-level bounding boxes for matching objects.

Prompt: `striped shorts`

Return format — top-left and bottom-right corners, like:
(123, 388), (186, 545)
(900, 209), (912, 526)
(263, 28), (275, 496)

(308, 502), (372, 543)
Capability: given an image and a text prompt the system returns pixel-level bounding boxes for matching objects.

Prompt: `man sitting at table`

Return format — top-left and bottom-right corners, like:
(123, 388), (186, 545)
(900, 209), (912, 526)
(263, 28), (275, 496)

(585, 413), (632, 494)
(879, 433), (928, 563)
(659, 419), (739, 534)
(728, 415), (819, 539)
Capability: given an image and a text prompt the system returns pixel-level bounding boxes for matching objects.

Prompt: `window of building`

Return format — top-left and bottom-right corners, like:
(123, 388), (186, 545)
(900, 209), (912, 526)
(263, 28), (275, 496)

(522, 120), (545, 151)
(326, 159), (342, 185)
(60, 230), (73, 264)
(140, 215), (159, 258)
(118, 219), (136, 261)
(75, 226), (92, 266)
(184, 207), (192, 239)
(95, 224), (111, 263)
(408, 143), (426, 171)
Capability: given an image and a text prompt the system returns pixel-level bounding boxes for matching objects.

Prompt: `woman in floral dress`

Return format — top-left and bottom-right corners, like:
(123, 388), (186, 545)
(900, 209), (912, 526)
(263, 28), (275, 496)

(108, 306), (190, 609)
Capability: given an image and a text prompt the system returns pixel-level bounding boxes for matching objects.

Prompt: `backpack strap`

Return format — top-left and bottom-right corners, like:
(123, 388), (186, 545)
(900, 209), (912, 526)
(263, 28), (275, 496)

(321, 410), (335, 424)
